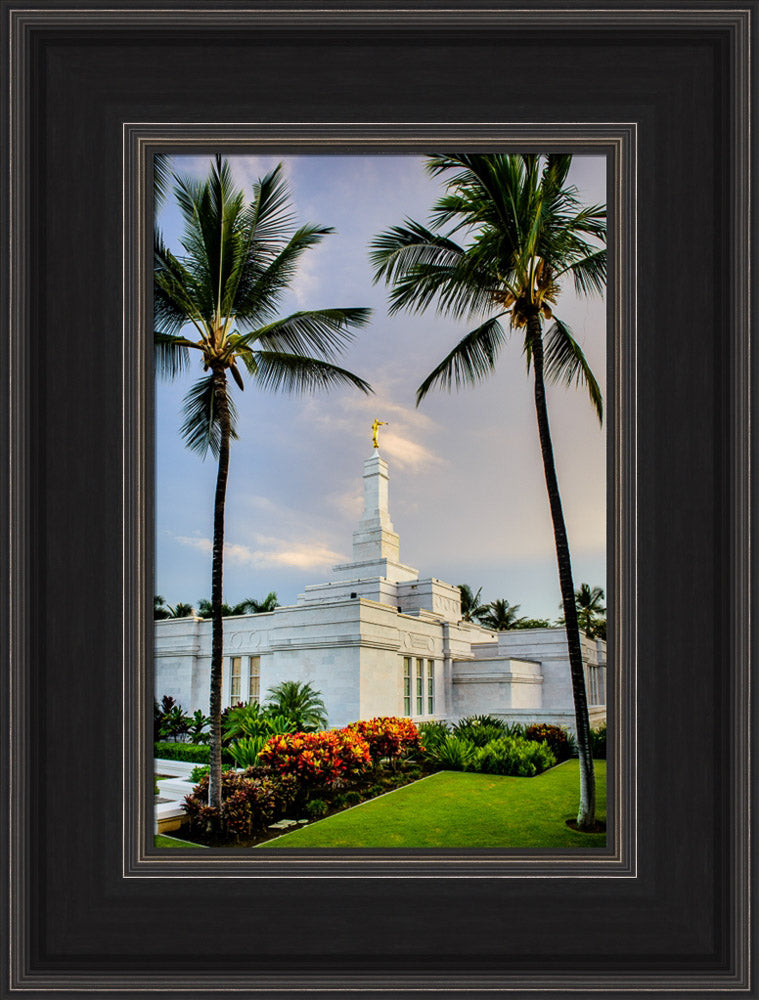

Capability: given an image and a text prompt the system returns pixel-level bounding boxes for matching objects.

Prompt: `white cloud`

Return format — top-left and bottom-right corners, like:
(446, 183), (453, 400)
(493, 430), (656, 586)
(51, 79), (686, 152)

(300, 384), (445, 472)
(231, 156), (294, 193)
(326, 486), (363, 521)
(379, 431), (442, 471)
(287, 243), (323, 307)
(175, 532), (345, 571)
(175, 535), (212, 554)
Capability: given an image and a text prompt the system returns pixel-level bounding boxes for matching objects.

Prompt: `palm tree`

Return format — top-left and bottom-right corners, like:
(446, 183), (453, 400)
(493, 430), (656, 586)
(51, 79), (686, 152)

(155, 156), (372, 808)
(265, 680), (328, 732)
(235, 592), (279, 614)
(477, 598), (525, 631)
(153, 595), (172, 620)
(457, 583), (488, 623)
(371, 154), (605, 829)
(575, 583), (606, 638)
(196, 594), (279, 618)
(196, 598), (228, 619)
(170, 601), (195, 618)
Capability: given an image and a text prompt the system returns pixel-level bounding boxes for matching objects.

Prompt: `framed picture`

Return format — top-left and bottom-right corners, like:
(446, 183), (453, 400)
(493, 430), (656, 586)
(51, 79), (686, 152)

(3, 3), (753, 996)
(146, 137), (623, 863)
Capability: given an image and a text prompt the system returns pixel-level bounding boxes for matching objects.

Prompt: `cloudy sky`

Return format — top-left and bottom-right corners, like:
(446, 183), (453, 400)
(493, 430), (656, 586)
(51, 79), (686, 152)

(155, 154), (607, 621)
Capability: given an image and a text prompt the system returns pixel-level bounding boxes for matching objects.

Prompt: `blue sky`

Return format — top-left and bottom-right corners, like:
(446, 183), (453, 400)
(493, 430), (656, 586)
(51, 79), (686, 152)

(155, 154), (607, 620)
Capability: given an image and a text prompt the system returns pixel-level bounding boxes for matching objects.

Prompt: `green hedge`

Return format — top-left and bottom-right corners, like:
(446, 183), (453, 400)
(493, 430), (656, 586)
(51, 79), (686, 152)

(154, 742), (233, 764)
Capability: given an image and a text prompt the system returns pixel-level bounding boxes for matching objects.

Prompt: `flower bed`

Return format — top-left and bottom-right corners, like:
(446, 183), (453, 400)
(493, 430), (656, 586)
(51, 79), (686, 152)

(172, 715), (564, 848)
(347, 716), (424, 763)
(258, 728), (372, 787)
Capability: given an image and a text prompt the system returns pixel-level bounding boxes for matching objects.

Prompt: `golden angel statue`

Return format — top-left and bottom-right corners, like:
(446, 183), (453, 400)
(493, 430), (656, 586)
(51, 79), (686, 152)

(371, 419), (388, 449)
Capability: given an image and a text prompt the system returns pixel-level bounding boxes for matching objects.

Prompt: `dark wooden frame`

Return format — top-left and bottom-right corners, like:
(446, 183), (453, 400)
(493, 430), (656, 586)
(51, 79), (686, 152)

(2, 3), (753, 996)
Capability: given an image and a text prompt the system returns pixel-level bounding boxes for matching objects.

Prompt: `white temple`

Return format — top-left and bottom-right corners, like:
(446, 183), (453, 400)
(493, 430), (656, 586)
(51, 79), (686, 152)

(155, 446), (607, 733)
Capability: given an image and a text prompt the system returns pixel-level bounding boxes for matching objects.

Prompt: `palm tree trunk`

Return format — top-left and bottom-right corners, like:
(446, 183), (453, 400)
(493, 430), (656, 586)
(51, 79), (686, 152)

(208, 363), (231, 811)
(528, 314), (596, 830)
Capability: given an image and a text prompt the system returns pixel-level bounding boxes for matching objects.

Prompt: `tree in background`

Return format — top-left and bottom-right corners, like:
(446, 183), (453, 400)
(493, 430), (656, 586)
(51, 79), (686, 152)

(477, 598), (525, 631)
(195, 593), (280, 618)
(170, 602), (195, 618)
(511, 617), (553, 630)
(154, 595), (172, 620)
(574, 583), (606, 639)
(457, 583), (488, 623)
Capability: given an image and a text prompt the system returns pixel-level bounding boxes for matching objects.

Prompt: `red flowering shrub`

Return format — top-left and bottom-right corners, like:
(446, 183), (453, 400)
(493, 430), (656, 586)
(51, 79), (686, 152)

(258, 728), (371, 787)
(182, 767), (299, 840)
(524, 723), (573, 763)
(348, 717), (425, 762)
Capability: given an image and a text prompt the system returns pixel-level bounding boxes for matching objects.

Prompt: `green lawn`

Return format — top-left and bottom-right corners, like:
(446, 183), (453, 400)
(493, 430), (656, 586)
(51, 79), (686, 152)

(260, 760), (606, 849)
(154, 833), (206, 848)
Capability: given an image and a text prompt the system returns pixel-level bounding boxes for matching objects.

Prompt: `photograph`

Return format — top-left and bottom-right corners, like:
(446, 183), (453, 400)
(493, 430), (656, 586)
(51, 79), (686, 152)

(152, 151), (609, 850)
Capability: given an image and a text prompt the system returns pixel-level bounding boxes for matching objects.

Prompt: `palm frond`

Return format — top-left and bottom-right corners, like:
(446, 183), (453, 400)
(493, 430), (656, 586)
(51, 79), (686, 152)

(153, 154), (173, 212)
(543, 318), (603, 423)
(154, 332), (195, 379)
(559, 248), (607, 298)
(154, 232), (207, 333)
(233, 224), (333, 324)
(172, 156), (246, 324)
(248, 351), (372, 396)
(240, 164), (297, 256)
(540, 154), (573, 201)
(221, 164), (296, 315)
(180, 373), (239, 458)
(416, 315), (507, 405)
(370, 219), (465, 283)
(371, 221), (498, 319)
(245, 308), (371, 360)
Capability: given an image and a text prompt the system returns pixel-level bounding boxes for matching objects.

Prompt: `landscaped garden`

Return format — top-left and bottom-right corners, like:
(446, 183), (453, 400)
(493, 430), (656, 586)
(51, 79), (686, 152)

(262, 760), (606, 849)
(154, 687), (607, 849)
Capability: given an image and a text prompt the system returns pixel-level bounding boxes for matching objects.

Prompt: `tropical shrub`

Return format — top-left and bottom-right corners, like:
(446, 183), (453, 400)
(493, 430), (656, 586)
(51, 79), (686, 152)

(453, 715), (509, 747)
(219, 702), (245, 736)
(153, 698), (167, 741)
(590, 724), (607, 759)
(348, 716), (424, 763)
(186, 709), (210, 744)
(457, 713), (507, 730)
(343, 790), (362, 806)
(502, 722), (529, 739)
(258, 728), (371, 787)
(471, 736), (556, 777)
(525, 723), (573, 762)
(417, 720), (450, 749)
(154, 695), (190, 741)
(424, 735), (476, 771)
(228, 735), (270, 768)
(187, 765), (236, 785)
(264, 681), (329, 732)
(183, 767), (299, 839)
(222, 701), (296, 743)
(305, 798), (329, 820)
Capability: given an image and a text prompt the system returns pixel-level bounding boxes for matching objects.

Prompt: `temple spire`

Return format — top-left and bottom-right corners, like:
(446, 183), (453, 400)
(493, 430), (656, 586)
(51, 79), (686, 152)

(352, 451), (400, 562)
